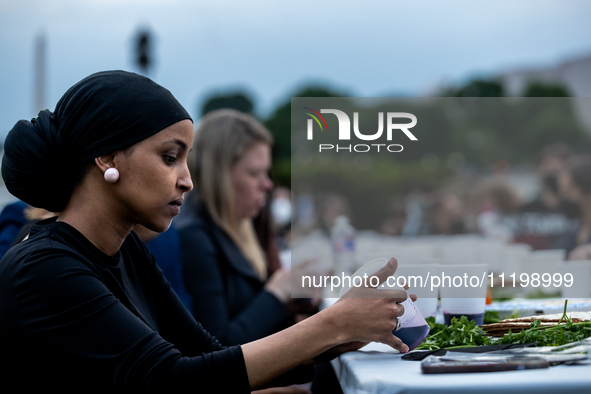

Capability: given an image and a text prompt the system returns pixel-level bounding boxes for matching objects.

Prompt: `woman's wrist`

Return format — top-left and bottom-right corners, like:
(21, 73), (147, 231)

(312, 305), (349, 346)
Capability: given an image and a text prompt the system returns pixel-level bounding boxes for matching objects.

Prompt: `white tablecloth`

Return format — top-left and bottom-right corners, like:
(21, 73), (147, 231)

(331, 342), (591, 393)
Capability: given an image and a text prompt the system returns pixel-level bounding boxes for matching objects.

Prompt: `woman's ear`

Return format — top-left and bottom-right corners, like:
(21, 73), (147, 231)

(94, 154), (116, 173)
(96, 154), (120, 183)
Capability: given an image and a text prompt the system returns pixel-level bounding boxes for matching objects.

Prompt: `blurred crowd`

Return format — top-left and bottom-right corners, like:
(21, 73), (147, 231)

(290, 142), (591, 262)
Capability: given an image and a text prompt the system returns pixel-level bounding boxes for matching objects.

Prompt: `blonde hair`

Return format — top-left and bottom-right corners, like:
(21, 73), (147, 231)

(191, 109), (274, 280)
(24, 207), (56, 221)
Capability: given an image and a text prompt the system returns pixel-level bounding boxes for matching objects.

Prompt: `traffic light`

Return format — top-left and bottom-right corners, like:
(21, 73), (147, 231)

(135, 29), (152, 74)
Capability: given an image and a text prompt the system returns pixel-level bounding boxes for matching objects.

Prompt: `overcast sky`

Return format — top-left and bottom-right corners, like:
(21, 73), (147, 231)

(1, 0), (591, 139)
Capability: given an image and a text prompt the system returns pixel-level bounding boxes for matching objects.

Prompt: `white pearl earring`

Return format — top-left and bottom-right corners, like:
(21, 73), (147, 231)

(104, 167), (119, 183)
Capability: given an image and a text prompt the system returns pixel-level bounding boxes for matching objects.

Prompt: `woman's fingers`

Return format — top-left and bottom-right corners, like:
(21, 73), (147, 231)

(368, 258), (398, 287)
(395, 303), (405, 317)
(333, 257), (416, 350)
(379, 288), (408, 302)
(344, 287), (407, 301)
(385, 333), (409, 353)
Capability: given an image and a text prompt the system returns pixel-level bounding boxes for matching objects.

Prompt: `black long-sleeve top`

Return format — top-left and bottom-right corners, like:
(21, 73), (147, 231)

(0, 218), (251, 393)
(178, 205), (290, 346)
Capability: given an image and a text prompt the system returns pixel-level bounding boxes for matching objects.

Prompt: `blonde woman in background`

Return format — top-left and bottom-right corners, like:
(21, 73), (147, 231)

(177, 109), (298, 346)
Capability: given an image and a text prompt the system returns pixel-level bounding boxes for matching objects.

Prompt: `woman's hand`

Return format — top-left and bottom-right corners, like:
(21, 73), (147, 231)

(323, 258), (410, 353)
(242, 257), (411, 389)
(265, 268), (292, 303)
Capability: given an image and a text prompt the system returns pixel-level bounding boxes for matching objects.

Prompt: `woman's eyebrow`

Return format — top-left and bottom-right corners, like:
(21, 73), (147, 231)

(162, 139), (188, 151)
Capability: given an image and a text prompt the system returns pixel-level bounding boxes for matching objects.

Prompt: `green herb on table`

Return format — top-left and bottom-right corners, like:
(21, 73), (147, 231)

(484, 310), (501, 324)
(484, 309), (520, 324)
(496, 300), (591, 346)
(416, 316), (492, 351)
(417, 301), (591, 351)
(425, 316), (445, 336)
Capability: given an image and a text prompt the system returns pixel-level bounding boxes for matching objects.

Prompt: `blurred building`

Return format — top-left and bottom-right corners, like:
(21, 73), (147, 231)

(500, 53), (591, 97)
(499, 52), (591, 131)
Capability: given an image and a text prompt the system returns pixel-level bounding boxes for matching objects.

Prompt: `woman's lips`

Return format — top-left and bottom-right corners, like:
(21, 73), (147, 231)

(169, 198), (183, 215)
(169, 204), (180, 215)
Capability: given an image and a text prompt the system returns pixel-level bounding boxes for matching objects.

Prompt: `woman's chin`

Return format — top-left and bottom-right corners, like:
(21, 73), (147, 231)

(141, 221), (171, 234)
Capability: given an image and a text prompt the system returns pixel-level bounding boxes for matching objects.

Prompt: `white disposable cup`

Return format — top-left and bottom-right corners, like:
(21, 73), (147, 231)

(521, 249), (565, 296)
(414, 297), (439, 318)
(438, 263), (488, 325)
(440, 297), (486, 325)
(560, 260), (591, 299)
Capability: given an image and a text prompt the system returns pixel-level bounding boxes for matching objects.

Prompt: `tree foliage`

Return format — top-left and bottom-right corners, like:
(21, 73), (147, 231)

(201, 92), (254, 116)
(445, 78), (505, 97)
(264, 86), (344, 187)
(523, 81), (570, 97)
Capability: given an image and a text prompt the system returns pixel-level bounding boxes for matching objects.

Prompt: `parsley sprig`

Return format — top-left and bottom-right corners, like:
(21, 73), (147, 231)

(496, 300), (591, 346)
(416, 316), (492, 351)
(484, 309), (520, 324)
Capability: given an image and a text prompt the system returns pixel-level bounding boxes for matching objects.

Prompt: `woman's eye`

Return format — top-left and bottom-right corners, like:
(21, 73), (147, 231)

(164, 155), (177, 164)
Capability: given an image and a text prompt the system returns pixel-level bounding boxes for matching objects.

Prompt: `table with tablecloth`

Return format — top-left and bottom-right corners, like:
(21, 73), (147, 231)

(330, 341), (591, 393)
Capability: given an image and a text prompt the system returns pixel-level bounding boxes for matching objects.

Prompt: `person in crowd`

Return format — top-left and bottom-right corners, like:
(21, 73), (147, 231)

(179, 110), (330, 392)
(472, 178), (521, 242)
(400, 185), (432, 237)
(9, 206), (57, 245)
(0, 71), (411, 392)
(316, 193), (351, 237)
(422, 191), (467, 235)
(379, 198), (406, 236)
(177, 109), (316, 346)
(0, 200), (28, 259)
(509, 143), (580, 249)
(554, 155), (591, 255)
(292, 190), (316, 237)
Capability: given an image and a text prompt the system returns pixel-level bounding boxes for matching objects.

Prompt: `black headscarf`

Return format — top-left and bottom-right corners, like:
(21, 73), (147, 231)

(2, 70), (191, 212)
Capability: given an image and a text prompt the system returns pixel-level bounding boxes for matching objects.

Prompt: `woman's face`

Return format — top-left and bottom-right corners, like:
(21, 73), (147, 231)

(230, 142), (273, 221)
(113, 119), (194, 232)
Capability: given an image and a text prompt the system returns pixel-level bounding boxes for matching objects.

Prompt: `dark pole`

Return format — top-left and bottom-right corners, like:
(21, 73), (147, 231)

(135, 28), (152, 75)
(34, 32), (46, 114)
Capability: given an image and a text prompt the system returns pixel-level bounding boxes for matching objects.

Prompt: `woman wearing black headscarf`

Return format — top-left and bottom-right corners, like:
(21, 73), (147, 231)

(0, 71), (410, 393)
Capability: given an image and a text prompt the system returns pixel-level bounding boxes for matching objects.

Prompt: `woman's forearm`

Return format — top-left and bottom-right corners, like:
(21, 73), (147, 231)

(242, 258), (409, 389)
(241, 306), (345, 389)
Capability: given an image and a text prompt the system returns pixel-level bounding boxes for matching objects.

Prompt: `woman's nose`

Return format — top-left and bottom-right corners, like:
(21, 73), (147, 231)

(179, 167), (193, 192)
(262, 175), (273, 191)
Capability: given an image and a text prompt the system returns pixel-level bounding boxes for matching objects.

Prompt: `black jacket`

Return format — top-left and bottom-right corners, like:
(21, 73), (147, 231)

(177, 204), (289, 346)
